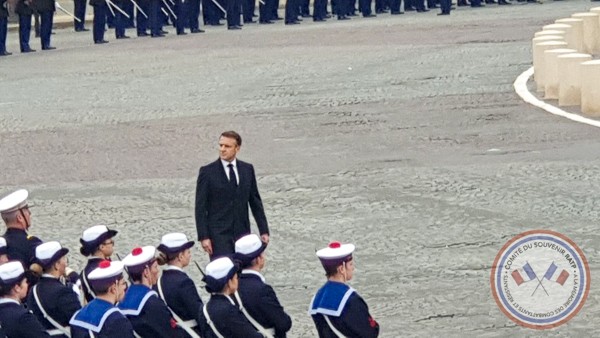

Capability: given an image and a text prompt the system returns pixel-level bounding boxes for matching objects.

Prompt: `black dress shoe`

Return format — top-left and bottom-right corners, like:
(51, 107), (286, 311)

(313, 17), (326, 21)
(190, 28), (205, 33)
(210, 22), (224, 26)
(228, 25), (242, 29)
(94, 40), (109, 44)
(75, 28), (90, 32)
(21, 48), (36, 53)
(337, 16), (350, 20)
(116, 35), (130, 39)
(138, 32), (150, 36)
(285, 20), (300, 24)
(437, 11), (449, 14)
(177, 32), (188, 35)
(391, 10), (404, 14)
(151, 33), (165, 37)
(302, 13), (312, 17)
(0, 51), (12, 56)
(160, 30), (169, 34)
(404, 6), (415, 10)
(363, 13), (376, 17)
(416, 8), (429, 11)
(259, 20), (274, 24)
(244, 20), (257, 23)
(42, 46), (56, 50)
(273, 16), (283, 20)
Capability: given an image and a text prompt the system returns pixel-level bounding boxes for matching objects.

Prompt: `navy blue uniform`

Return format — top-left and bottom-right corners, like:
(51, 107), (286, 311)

(310, 281), (379, 338)
(0, 298), (50, 338)
(186, 0), (201, 31)
(155, 267), (209, 338)
(70, 298), (135, 338)
(118, 284), (181, 338)
(237, 271), (291, 338)
(3, 228), (42, 267)
(15, 0), (34, 52)
(90, 0), (108, 42)
(35, 0), (55, 49)
(80, 257), (102, 303)
(204, 294), (262, 338)
(26, 276), (81, 336)
(0, 0), (7, 55)
(73, 0), (87, 30)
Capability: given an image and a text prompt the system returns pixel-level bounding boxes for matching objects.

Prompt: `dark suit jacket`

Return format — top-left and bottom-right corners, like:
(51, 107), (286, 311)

(194, 159), (269, 257)
(237, 272), (292, 338)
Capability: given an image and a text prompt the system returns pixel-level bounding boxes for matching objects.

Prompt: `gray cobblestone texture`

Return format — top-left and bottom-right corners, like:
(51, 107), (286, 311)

(2, 1), (600, 336)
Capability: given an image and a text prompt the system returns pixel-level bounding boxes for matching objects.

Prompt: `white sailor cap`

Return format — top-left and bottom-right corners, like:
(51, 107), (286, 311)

(0, 189), (29, 214)
(122, 246), (156, 273)
(157, 233), (194, 255)
(203, 257), (239, 293)
(35, 241), (69, 269)
(316, 241), (355, 268)
(88, 260), (125, 290)
(234, 234), (267, 266)
(80, 225), (118, 256)
(0, 261), (25, 285)
(0, 237), (7, 256)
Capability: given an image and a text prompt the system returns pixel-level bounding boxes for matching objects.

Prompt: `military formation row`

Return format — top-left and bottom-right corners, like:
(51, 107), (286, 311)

(0, 189), (379, 337)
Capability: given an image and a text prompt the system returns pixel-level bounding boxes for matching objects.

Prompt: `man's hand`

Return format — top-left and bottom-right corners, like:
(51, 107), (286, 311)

(261, 234), (270, 244)
(201, 239), (213, 255)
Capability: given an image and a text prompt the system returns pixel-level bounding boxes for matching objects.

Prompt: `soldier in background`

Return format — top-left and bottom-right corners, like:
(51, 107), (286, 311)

(73, 0), (89, 30)
(15, 0), (35, 52)
(36, 0), (56, 49)
(0, 0), (10, 55)
(0, 190), (42, 268)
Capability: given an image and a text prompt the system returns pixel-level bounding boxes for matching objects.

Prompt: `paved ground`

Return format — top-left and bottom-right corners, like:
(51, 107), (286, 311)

(2, 1), (600, 336)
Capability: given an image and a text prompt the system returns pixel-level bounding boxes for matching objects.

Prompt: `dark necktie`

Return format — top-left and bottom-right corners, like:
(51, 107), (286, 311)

(228, 163), (237, 187)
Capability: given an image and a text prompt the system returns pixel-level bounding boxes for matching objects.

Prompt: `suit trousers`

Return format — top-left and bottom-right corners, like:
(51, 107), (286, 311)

(284, 0), (297, 22)
(242, 0), (254, 21)
(149, 0), (161, 35)
(174, 0), (186, 32)
(114, 7), (126, 37)
(93, 4), (107, 41)
(136, 0), (149, 33)
(74, 0), (87, 29)
(39, 11), (53, 48)
(19, 14), (32, 51)
(440, 0), (450, 12)
(359, 0), (371, 15)
(258, 0), (270, 21)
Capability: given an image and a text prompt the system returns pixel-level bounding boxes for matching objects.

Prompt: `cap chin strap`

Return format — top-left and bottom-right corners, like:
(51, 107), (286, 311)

(19, 209), (29, 230)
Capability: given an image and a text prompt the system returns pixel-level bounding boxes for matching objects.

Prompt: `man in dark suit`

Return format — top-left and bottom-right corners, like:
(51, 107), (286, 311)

(195, 131), (269, 260)
(35, 0), (56, 50)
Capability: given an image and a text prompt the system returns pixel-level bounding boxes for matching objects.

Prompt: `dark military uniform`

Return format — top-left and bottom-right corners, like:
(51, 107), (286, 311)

(204, 294), (262, 338)
(70, 298), (135, 338)
(26, 275), (82, 337)
(90, 0), (109, 43)
(3, 228), (42, 267)
(80, 257), (103, 303)
(118, 284), (181, 337)
(73, 0), (88, 30)
(35, 0), (56, 49)
(155, 267), (209, 337)
(237, 271), (291, 338)
(310, 281), (379, 338)
(0, 0), (7, 55)
(0, 298), (50, 338)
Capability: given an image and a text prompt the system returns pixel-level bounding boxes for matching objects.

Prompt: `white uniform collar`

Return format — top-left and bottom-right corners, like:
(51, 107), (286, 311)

(0, 298), (20, 305)
(164, 265), (185, 273)
(241, 269), (265, 283)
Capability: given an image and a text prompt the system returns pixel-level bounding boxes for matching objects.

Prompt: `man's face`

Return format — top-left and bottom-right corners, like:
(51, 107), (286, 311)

(219, 136), (240, 162)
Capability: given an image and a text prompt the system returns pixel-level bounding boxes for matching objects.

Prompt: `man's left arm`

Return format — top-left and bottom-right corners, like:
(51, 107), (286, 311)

(247, 164), (269, 238)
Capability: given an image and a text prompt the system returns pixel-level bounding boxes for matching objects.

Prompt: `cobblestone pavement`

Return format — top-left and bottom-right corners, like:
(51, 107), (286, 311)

(2, 1), (600, 336)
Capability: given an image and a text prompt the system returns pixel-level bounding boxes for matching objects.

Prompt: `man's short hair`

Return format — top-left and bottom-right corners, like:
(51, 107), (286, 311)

(221, 131), (242, 147)
(1, 211), (17, 224)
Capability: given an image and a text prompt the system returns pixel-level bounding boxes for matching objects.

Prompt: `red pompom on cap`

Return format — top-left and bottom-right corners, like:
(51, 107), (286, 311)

(132, 247), (143, 256)
(329, 241), (341, 249)
(99, 260), (111, 269)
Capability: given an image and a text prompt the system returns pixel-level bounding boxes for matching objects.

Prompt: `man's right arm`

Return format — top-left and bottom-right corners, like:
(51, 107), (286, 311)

(195, 167), (209, 241)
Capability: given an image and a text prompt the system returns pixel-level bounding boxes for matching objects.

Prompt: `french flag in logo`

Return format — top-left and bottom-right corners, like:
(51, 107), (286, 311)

(511, 263), (537, 286)
(543, 262), (569, 286)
